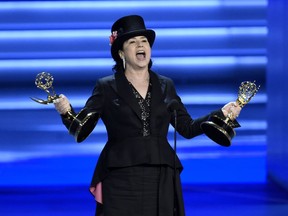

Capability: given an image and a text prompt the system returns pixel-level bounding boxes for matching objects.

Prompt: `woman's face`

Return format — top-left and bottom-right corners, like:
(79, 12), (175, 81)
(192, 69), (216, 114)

(120, 36), (151, 70)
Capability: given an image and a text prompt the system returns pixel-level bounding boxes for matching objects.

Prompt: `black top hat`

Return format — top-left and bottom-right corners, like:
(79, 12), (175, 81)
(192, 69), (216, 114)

(110, 15), (156, 62)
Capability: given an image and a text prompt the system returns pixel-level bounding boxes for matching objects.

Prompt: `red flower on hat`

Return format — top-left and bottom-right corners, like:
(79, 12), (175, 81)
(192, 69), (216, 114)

(109, 31), (118, 46)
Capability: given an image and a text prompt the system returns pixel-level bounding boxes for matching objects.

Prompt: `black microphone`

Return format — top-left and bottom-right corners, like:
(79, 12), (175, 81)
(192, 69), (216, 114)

(167, 99), (180, 115)
(167, 99), (180, 216)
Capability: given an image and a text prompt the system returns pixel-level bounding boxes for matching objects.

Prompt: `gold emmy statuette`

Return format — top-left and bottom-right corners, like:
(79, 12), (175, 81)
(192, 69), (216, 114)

(200, 81), (260, 147)
(30, 72), (99, 142)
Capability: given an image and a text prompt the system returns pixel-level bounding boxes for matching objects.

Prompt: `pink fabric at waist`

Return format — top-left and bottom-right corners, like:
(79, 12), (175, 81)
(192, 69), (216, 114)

(90, 182), (102, 204)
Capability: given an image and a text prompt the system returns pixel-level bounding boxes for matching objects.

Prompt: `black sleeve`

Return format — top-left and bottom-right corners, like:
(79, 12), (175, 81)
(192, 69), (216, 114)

(60, 79), (105, 132)
(166, 79), (233, 139)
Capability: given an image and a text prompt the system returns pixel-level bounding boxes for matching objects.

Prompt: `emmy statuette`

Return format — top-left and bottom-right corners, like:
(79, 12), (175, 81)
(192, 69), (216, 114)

(201, 81), (260, 147)
(30, 72), (99, 142)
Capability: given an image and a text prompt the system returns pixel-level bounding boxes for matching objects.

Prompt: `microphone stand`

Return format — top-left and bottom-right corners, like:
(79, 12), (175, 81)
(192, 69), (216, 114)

(167, 99), (179, 216)
(173, 109), (177, 216)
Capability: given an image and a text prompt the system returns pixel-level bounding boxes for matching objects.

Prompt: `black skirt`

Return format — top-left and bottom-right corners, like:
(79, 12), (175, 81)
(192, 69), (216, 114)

(96, 165), (185, 216)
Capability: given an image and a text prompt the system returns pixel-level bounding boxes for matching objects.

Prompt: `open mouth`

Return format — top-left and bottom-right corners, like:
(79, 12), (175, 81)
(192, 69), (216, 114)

(136, 50), (146, 60)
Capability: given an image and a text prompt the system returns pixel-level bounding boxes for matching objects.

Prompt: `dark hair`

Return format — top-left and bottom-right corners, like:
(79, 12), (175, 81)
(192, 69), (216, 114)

(112, 59), (153, 73)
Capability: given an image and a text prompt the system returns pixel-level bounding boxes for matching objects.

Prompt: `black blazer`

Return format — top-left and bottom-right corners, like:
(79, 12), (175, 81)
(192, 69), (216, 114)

(62, 70), (224, 187)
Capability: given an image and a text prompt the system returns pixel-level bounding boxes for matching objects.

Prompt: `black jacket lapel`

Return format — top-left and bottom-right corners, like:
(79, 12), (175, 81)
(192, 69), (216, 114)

(149, 71), (168, 133)
(150, 71), (166, 108)
(112, 71), (142, 120)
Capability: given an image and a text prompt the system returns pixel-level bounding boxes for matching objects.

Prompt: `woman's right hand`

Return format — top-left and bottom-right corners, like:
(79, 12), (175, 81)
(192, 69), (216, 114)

(53, 94), (71, 115)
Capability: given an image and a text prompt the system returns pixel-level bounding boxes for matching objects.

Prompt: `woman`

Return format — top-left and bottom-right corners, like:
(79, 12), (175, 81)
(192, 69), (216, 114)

(54, 15), (241, 216)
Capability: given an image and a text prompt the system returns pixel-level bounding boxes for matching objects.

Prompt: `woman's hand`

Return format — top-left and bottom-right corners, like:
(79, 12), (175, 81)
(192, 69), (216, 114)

(221, 101), (242, 120)
(53, 94), (71, 115)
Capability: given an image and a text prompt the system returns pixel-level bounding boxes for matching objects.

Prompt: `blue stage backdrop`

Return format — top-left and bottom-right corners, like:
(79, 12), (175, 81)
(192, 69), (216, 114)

(267, 0), (288, 190)
(0, 0), (267, 186)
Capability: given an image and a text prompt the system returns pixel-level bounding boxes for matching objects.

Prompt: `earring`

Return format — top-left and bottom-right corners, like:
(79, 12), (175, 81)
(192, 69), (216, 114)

(122, 57), (126, 70)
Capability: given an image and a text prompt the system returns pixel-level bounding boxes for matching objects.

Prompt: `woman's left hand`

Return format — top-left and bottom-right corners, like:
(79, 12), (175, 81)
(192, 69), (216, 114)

(221, 102), (242, 120)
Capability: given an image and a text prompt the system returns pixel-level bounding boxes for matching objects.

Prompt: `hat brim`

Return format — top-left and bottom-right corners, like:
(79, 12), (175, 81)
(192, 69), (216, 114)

(111, 29), (155, 62)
